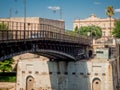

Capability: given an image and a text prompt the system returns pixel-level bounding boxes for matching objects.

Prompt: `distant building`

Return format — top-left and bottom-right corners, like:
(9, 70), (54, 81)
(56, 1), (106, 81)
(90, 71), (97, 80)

(0, 17), (65, 33)
(73, 14), (117, 37)
(73, 14), (120, 52)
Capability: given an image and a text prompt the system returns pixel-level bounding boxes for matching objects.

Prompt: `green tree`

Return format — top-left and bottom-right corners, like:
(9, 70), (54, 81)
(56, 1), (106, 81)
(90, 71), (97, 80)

(112, 21), (120, 38)
(0, 58), (14, 72)
(75, 25), (102, 39)
(74, 26), (78, 31)
(106, 6), (114, 36)
(0, 22), (8, 30)
(0, 22), (11, 40)
(76, 26), (89, 36)
(65, 30), (78, 36)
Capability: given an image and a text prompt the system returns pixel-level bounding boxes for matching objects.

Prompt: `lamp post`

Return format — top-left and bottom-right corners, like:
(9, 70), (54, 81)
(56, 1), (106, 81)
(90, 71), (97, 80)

(78, 18), (80, 29)
(60, 7), (62, 20)
(9, 9), (12, 30)
(24, 0), (26, 40)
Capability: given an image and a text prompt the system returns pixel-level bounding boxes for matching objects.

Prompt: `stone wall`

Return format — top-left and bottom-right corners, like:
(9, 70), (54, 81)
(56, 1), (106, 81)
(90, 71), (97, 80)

(16, 58), (114, 90)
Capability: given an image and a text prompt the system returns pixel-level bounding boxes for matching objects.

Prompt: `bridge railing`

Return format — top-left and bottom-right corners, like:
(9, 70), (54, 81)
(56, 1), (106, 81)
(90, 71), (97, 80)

(0, 20), (91, 45)
(0, 30), (91, 45)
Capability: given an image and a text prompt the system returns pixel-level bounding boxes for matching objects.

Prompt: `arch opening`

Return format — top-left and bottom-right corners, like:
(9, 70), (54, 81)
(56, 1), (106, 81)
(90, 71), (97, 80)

(92, 78), (101, 90)
(26, 76), (34, 90)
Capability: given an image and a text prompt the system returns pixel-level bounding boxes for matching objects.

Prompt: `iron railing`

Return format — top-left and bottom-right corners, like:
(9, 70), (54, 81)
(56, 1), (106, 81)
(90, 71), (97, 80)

(0, 21), (91, 45)
(0, 30), (91, 45)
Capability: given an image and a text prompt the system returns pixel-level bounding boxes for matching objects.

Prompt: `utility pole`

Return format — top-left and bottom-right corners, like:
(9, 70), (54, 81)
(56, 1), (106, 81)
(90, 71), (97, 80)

(24, 0), (26, 41)
(60, 8), (62, 20)
(9, 9), (12, 30)
(79, 18), (80, 29)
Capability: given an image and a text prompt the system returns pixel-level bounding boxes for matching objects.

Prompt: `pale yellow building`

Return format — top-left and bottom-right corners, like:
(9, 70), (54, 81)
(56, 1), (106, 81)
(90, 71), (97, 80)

(73, 14), (116, 37)
(73, 14), (120, 52)
(0, 17), (65, 33)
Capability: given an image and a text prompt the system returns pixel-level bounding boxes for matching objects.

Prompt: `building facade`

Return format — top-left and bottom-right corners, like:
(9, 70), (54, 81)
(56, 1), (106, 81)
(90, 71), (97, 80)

(73, 14), (119, 52)
(0, 17), (65, 33)
(73, 14), (116, 37)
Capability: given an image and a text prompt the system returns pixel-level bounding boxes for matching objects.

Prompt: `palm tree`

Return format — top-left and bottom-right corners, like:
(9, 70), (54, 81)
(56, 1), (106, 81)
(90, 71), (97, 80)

(106, 6), (114, 37)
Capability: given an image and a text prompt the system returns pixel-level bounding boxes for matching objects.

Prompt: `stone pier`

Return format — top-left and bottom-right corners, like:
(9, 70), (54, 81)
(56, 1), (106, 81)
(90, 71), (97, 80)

(16, 57), (113, 90)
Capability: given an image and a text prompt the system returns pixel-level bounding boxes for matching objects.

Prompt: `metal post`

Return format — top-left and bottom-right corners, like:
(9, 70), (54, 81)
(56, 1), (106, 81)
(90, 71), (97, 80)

(24, 0), (26, 40)
(9, 9), (12, 30)
(60, 8), (62, 20)
(79, 18), (80, 29)
(110, 17), (112, 37)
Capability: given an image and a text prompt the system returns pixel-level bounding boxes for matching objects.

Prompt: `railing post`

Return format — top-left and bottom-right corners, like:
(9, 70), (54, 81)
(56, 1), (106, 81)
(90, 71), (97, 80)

(7, 30), (8, 40)
(2, 30), (3, 41)
(16, 30), (17, 40)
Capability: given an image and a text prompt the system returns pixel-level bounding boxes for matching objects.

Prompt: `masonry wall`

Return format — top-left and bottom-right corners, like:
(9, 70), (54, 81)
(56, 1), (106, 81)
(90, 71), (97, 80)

(16, 58), (114, 90)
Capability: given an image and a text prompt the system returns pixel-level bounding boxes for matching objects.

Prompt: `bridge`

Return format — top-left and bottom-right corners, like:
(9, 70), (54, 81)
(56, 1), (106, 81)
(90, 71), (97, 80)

(0, 21), (92, 61)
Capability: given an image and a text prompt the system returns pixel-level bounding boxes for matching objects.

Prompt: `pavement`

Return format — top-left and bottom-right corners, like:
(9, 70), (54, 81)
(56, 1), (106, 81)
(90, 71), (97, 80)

(0, 82), (15, 90)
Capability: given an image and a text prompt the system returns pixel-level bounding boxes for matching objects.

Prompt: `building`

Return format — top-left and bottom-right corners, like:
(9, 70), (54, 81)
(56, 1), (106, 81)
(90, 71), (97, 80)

(73, 14), (119, 53)
(114, 39), (120, 89)
(0, 17), (65, 33)
(73, 14), (116, 37)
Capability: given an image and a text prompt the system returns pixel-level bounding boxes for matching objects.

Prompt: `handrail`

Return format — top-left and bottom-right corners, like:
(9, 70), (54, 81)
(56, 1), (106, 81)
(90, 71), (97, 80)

(0, 21), (91, 45)
(0, 30), (91, 45)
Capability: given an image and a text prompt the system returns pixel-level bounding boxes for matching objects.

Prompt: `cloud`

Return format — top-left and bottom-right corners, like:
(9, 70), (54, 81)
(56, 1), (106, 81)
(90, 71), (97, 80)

(94, 2), (101, 5)
(48, 6), (60, 11)
(115, 8), (120, 13)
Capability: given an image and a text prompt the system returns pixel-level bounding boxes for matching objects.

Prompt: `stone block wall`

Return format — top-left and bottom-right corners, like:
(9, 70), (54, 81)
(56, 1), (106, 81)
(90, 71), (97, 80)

(16, 58), (114, 90)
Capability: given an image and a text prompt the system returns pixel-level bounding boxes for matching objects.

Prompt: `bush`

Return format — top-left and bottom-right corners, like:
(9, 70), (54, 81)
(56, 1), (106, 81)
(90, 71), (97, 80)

(0, 76), (16, 82)
(0, 72), (16, 82)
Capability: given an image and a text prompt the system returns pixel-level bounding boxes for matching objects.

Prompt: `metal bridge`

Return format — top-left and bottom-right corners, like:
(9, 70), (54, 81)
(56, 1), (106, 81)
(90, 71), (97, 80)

(0, 21), (92, 61)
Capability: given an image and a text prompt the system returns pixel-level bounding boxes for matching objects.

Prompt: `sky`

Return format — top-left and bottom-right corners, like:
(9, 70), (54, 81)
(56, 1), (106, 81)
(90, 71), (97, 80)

(0, 0), (120, 30)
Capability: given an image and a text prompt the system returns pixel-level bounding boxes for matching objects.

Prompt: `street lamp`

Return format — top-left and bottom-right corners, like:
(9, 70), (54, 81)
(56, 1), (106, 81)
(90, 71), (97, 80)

(59, 7), (62, 20)
(24, 0), (26, 40)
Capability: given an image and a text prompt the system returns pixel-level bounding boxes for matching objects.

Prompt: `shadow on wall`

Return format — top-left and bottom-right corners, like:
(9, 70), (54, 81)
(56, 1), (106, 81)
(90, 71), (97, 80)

(15, 53), (92, 90)
(47, 60), (91, 90)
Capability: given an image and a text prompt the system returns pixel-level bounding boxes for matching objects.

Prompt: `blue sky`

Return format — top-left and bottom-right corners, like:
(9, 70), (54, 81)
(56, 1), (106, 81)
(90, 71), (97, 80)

(0, 0), (120, 30)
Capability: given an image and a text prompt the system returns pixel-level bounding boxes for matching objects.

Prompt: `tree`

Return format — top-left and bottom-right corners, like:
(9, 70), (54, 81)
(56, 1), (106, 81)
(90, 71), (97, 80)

(106, 6), (114, 36)
(0, 22), (12, 40)
(65, 30), (78, 36)
(0, 22), (8, 30)
(74, 26), (78, 31)
(0, 58), (14, 72)
(112, 21), (120, 38)
(75, 25), (102, 39)
(75, 26), (88, 36)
